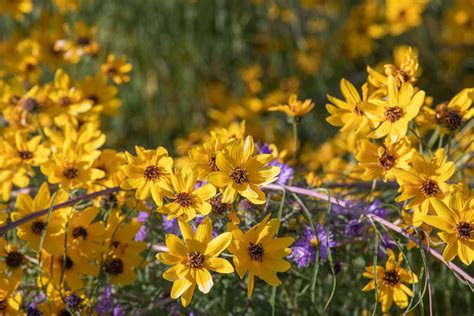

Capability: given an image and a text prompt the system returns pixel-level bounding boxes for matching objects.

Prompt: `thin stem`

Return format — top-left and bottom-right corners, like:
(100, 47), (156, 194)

(0, 187), (120, 235)
(292, 119), (299, 161)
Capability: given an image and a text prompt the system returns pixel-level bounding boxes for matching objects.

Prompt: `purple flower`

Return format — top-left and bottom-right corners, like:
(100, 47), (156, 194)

(94, 286), (113, 314)
(134, 212), (149, 241)
(65, 294), (82, 309)
(290, 224), (335, 268)
(257, 143), (294, 185)
(162, 216), (180, 235)
(344, 219), (364, 237)
(367, 199), (387, 219)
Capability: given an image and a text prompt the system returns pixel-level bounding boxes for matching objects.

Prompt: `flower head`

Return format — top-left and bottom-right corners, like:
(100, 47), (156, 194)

(269, 94), (314, 118)
(157, 217), (233, 307)
(227, 214), (294, 298)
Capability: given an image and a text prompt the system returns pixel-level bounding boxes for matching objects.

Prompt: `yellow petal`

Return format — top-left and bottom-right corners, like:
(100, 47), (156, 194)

(171, 278), (192, 299)
(195, 268), (213, 294)
(206, 257), (234, 274)
(205, 232), (232, 257)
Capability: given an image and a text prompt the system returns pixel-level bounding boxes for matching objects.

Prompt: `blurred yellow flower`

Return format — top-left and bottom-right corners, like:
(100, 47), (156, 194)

(101, 54), (133, 85)
(269, 94), (315, 118)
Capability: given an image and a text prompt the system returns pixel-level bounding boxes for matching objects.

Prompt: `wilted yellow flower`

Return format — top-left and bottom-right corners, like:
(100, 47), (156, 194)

(269, 94), (315, 118)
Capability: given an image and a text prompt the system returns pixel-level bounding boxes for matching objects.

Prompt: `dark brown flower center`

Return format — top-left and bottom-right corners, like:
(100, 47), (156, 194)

(208, 156), (218, 171)
(436, 104), (463, 131)
(63, 167), (79, 179)
(72, 226), (88, 240)
(76, 36), (91, 46)
(383, 270), (400, 286)
(59, 96), (72, 107)
(354, 105), (364, 116)
(18, 150), (33, 160)
(88, 95), (99, 105)
(31, 220), (46, 235)
(144, 165), (161, 181)
(186, 251), (205, 269)
(61, 256), (74, 270)
(105, 258), (124, 275)
(248, 242), (264, 262)
(21, 97), (39, 113)
(175, 192), (192, 208)
(230, 167), (248, 184)
(378, 151), (396, 171)
(384, 106), (404, 122)
(106, 67), (117, 75)
(420, 178), (440, 197)
(5, 251), (24, 268)
(456, 222), (472, 239)
(0, 299), (6, 312)
(210, 195), (228, 215)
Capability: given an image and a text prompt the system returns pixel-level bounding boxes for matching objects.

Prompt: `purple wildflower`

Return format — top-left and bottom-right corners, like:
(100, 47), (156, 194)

(290, 224), (335, 268)
(162, 216), (180, 235)
(257, 143), (294, 185)
(134, 212), (149, 241)
(65, 294), (82, 309)
(94, 286), (113, 314)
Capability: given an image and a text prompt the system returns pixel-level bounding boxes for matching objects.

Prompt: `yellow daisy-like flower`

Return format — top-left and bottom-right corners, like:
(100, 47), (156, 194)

(369, 75), (425, 143)
(101, 54), (132, 85)
(424, 193), (473, 265)
(121, 146), (174, 207)
(208, 136), (280, 205)
(362, 249), (419, 312)
(157, 217), (233, 307)
(395, 148), (455, 225)
(227, 214), (294, 298)
(159, 167), (216, 222)
(188, 133), (229, 180)
(356, 137), (414, 181)
(385, 0), (428, 36)
(11, 182), (69, 255)
(433, 88), (473, 132)
(326, 80), (380, 134)
(269, 94), (315, 118)
(0, 278), (21, 315)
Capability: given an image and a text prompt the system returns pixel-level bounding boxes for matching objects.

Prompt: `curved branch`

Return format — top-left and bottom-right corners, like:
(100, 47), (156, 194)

(0, 187), (120, 235)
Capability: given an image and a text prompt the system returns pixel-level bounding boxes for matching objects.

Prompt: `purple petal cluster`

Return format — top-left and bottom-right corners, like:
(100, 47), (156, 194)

(290, 224), (335, 268)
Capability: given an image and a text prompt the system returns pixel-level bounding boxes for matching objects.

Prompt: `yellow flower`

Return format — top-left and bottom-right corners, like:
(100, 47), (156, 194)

(159, 167), (216, 222)
(396, 149), (455, 225)
(417, 88), (474, 134)
(208, 136), (280, 205)
(0, 278), (21, 315)
(157, 217), (233, 307)
(227, 214), (294, 298)
(269, 94), (315, 118)
(101, 54), (132, 85)
(326, 80), (380, 134)
(369, 76), (425, 143)
(121, 146), (174, 207)
(424, 192), (473, 265)
(0, 239), (25, 285)
(385, 0), (428, 35)
(11, 182), (70, 255)
(80, 74), (122, 116)
(92, 149), (126, 188)
(40, 248), (99, 291)
(55, 21), (100, 63)
(66, 207), (106, 259)
(368, 46), (420, 89)
(48, 69), (92, 124)
(0, 0), (32, 20)
(356, 137), (414, 181)
(103, 210), (147, 285)
(40, 152), (105, 189)
(188, 133), (229, 180)
(362, 249), (419, 312)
